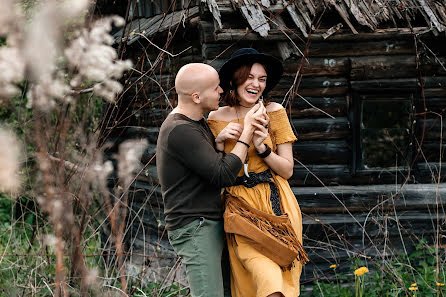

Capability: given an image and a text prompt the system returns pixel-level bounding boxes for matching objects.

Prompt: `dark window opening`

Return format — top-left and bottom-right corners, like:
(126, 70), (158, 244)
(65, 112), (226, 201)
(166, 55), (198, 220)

(359, 99), (412, 169)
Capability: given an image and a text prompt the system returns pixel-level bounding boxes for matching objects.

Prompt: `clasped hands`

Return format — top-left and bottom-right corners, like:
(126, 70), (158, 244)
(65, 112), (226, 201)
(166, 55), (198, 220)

(215, 102), (269, 154)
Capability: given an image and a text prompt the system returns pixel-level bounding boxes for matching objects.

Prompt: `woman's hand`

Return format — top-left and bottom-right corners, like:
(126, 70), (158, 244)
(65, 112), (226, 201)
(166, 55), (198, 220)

(215, 122), (243, 150)
(252, 116), (269, 151)
(243, 102), (266, 132)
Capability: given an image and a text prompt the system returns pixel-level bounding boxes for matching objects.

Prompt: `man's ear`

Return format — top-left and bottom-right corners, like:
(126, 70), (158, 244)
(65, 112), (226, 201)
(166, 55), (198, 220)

(191, 92), (200, 104)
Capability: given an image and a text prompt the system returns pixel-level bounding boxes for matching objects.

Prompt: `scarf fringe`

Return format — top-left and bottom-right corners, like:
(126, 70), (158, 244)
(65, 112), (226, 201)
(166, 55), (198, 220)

(226, 198), (309, 266)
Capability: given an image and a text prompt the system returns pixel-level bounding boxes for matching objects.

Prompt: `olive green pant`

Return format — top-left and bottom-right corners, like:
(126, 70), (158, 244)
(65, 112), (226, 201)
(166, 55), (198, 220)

(168, 218), (230, 297)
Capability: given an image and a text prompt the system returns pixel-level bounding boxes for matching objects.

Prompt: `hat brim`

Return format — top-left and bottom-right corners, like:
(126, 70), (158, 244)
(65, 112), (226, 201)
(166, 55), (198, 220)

(219, 53), (283, 95)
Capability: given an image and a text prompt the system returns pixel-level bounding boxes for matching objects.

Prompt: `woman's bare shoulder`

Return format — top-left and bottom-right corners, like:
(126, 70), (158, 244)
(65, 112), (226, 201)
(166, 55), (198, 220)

(266, 102), (284, 112)
(208, 106), (234, 121)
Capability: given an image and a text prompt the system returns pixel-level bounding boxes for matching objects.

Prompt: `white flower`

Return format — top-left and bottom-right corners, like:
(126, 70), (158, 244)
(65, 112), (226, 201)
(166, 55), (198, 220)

(0, 47), (25, 99)
(118, 139), (148, 182)
(0, 128), (21, 193)
(65, 16), (132, 102)
(0, 0), (23, 46)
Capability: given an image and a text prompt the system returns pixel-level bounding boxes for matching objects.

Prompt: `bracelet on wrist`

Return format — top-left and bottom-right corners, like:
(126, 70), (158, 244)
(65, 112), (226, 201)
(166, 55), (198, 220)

(256, 144), (272, 158)
(216, 148), (225, 154)
(237, 140), (250, 148)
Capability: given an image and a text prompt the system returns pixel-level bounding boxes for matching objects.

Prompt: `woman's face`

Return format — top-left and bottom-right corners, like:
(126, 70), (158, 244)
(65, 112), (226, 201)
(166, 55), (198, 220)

(236, 63), (267, 106)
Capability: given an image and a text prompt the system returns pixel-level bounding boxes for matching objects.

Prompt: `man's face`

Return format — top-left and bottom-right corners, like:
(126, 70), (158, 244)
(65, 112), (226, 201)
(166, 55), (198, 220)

(199, 71), (223, 113)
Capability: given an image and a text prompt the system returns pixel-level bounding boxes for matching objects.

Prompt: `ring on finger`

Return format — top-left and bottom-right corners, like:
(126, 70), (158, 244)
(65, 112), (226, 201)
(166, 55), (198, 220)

(265, 124), (269, 129)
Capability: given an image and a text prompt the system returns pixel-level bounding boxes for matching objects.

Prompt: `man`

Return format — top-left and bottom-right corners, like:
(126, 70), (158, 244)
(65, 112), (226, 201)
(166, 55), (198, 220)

(156, 63), (265, 297)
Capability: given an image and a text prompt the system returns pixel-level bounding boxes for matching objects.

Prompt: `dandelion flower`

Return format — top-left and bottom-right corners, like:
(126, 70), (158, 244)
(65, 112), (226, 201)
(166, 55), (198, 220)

(409, 286), (418, 291)
(437, 283), (445, 287)
(411, 283), (417, 287)
(354, 266), (369, 276)
(330, 264), (337, 269)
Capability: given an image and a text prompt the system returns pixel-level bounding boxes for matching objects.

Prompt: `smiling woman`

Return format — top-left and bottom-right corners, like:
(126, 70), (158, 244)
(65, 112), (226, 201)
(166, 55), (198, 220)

(207, 48), (307, 297)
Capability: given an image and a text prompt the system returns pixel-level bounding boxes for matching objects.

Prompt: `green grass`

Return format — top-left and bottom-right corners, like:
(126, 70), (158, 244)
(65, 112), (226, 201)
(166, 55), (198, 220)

(313, 240), (445, 297)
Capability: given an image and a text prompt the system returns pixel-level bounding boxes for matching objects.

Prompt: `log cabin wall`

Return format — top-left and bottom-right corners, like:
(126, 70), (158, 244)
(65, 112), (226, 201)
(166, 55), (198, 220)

(102, 0), (446, 292)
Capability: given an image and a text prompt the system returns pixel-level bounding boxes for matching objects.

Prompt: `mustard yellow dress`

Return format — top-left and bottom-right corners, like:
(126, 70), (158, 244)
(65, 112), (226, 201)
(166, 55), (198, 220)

(208, 108), (303, 297)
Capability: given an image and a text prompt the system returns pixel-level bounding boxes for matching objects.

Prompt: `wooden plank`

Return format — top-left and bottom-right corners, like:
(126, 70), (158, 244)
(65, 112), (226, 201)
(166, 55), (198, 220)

(302, 210), (446, 240)
(283, 96), (347, 118)
(289, 164), (412, 186)
(327, 0), (358, 34)
(308, 39), (414, 57)
(286, 3), (308, 37)
(416, 97), (446, 113)
(419, 141), (446, 162)
(415, 117), (446, 141)
(206, 56), (350, 76)
(203, 0), (223, 29)
(295, 183), (446, 213)
(210, 25), (435, 41)
(351, 78), (418, 92)
(291, 117), (351, 141)
(113, 6), (200, 45)
(277, 76), (348, 92)
(416, 162), (446, 183)
(293, 140), (350, 165)
(351, 55), (417, 80)
(237, 0), (270, 37)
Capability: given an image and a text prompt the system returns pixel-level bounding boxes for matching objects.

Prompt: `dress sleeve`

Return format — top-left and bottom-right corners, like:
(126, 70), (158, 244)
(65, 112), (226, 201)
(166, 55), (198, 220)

(269, 108), (297, 145)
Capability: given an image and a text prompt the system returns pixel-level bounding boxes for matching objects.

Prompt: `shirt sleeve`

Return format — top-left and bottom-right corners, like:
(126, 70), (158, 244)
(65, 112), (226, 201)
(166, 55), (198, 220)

(269, 108), (297, 145)
(168, 124), (243, 187)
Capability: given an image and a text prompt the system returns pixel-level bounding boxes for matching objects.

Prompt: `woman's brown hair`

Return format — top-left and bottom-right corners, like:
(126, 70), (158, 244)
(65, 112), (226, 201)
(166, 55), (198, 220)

(221, 62), (270, 107)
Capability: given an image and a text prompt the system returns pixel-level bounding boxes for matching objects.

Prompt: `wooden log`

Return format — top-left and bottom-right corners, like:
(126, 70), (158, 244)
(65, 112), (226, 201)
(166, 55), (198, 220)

(416, 97), (446, 113)
(298, 57), (350, 77)
(350, 55), (418, 80)
(206, 57), (350, 77)
(302, 210), (446, 240)
(270, 76), (349, 97)
(289, 164), (410, 186)
(423, 88), (446, 97)
(281, 96), (347, 118)
(302, 233), (419, 269)
(290, 164), (351, 186)
(415, 117), (446, 141)
(288, 76), (349, 90)
(291, 117), (351, 140)
(415, 162), (446, 183)
(212, 31), (420, 57)
(419, 141), (446, 162)
(294, 183), (446, 213)
(199, 20), (217, 43)
(351, 78), (418, 92)
(293, 140), (351, 165)
(351, 76), (446, 92)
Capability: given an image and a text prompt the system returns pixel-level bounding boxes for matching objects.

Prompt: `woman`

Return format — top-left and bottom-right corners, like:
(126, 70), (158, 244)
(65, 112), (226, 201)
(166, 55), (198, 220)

(208, 48), (307, 297)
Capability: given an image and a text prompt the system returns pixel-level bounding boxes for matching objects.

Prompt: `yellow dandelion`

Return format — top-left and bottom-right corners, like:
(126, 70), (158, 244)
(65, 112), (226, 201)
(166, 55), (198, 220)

(330, 264), (337, 269)
(411, 283), (417, 287)
(409, 286), (418, 291)
(437, 283), (445, 287)
(354, 266), (369, 276)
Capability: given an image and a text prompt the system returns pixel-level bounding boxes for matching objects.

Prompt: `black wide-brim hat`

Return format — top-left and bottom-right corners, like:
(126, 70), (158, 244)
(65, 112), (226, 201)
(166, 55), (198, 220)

(219, 48), (283, 95)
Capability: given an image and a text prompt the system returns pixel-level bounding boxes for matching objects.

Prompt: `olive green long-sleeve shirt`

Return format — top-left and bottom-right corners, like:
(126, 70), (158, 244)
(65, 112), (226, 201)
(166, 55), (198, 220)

(156, 113), (242, 230)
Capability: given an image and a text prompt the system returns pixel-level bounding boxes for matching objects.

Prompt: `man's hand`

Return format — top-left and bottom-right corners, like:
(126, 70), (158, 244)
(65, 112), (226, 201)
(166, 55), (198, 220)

(215, 122), (243, 151)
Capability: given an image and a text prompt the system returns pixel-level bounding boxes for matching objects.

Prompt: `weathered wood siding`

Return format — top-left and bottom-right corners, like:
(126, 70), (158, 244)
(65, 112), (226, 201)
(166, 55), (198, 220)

(104, 1), (446, 291)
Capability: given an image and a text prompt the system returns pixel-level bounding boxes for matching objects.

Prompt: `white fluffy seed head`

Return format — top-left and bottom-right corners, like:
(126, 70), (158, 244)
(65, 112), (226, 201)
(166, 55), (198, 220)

(0, 128), (22, 193)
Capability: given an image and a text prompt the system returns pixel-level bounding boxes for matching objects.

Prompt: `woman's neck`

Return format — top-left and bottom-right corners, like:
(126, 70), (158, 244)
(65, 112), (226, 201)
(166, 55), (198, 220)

(238, 102), (255, 108)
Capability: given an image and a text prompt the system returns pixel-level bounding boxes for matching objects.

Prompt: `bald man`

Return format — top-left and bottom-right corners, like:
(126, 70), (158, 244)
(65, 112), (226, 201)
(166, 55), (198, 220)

(156, 63), (266, 297)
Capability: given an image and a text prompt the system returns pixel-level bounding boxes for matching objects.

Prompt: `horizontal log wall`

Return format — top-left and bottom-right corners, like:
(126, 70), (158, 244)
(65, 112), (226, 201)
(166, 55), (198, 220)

(110, 11), (446, 291)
